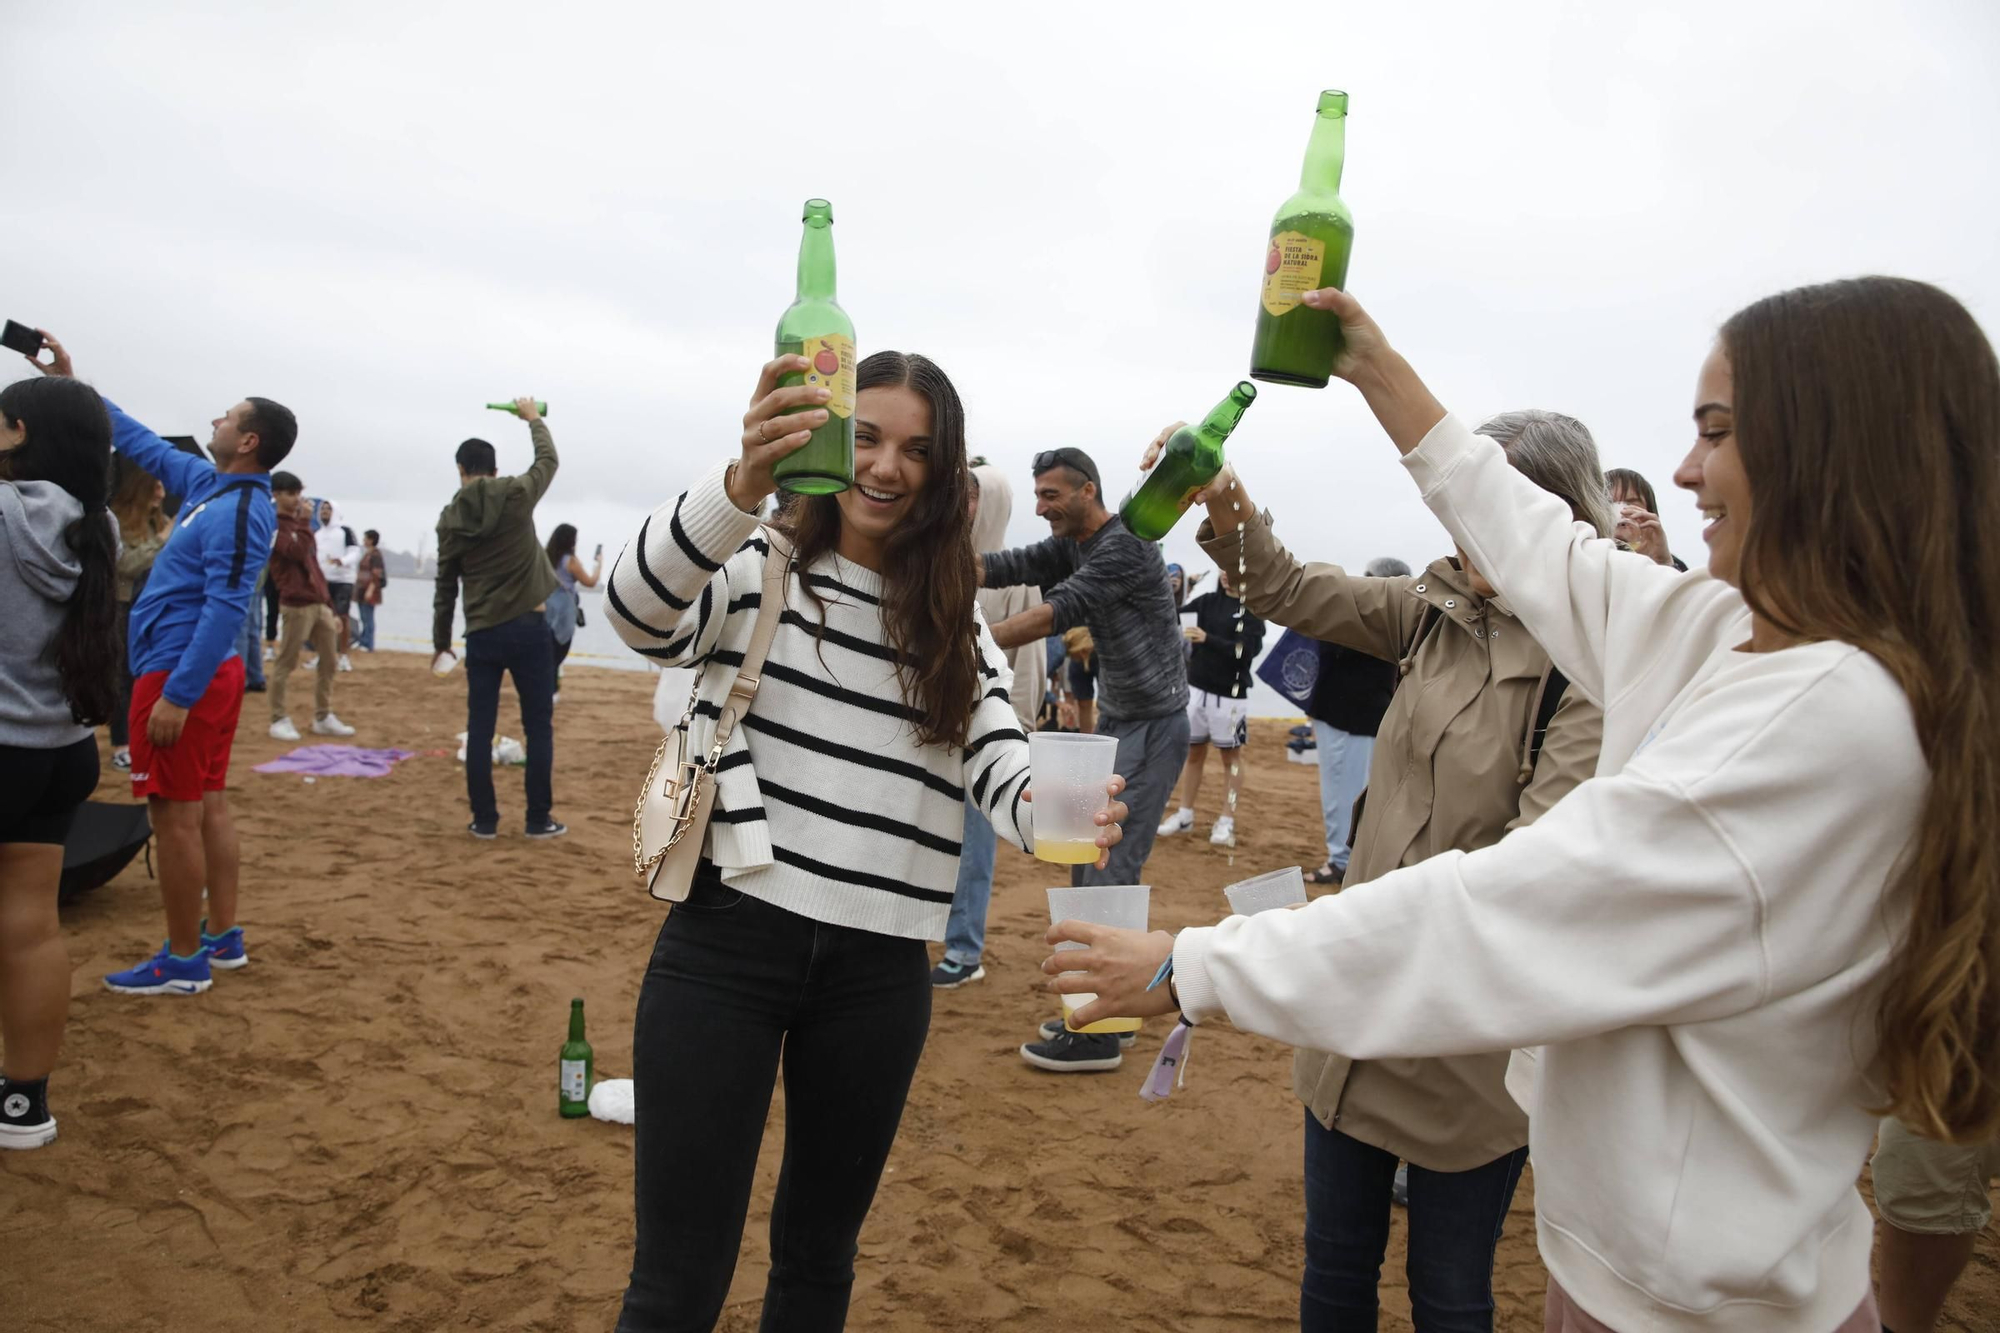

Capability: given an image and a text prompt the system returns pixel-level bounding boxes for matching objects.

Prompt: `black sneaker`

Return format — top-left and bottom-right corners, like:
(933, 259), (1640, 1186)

(0, 1077), (56, 1150)
(930, 959), (986, 989)
(1019, 1029), (1124, 1073)
(468, 820), (498, 840)
(1038, 1017), (1139, 1048)
(525, 820), (568, 840)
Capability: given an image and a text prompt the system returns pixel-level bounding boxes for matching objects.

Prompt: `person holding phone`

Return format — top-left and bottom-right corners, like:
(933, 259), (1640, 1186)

(1047, 277), (1999, 1333)
(542, 522), (602, 699)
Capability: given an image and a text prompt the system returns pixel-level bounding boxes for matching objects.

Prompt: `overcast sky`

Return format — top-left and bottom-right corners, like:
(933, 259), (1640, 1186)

(10, 0), (1997, 587)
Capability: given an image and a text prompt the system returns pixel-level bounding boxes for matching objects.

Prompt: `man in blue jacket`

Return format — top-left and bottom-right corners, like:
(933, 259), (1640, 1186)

(24, 333), (294, 996)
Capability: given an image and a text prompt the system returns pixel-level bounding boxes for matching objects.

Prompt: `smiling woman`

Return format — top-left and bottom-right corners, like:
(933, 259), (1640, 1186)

(601, 348), (1129, 1333)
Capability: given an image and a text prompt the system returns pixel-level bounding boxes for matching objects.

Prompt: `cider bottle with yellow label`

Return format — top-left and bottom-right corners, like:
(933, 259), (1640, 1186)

(774, 198), (857, 495)
(1248, 91), (1355, 389)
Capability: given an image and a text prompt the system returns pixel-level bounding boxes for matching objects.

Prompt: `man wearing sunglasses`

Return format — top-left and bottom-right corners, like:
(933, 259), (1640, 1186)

(982, 447), (1190, 1073)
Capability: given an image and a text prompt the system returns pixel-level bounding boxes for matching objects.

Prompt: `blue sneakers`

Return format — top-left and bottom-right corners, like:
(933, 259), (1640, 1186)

(104, 946), (212, 996)
(202, 925), (248, 970)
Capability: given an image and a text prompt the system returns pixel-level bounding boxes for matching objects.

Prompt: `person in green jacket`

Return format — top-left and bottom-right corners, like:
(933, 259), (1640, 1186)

(432, 396), (563, 840)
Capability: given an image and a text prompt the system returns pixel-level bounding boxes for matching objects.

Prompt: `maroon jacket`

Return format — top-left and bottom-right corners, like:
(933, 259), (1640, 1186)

(269, 510), (331, 608)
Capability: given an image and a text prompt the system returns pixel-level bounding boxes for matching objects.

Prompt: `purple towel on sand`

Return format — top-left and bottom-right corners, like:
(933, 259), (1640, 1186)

(253, 745), (415, 779)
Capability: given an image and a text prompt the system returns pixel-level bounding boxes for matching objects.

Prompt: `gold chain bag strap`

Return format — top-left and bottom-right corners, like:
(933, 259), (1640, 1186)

(631, 525), (792, 903)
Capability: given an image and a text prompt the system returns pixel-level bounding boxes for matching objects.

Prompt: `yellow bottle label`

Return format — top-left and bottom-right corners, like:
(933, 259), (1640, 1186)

(1261, 230), (1326, 317)
(802, 333), (856, 420)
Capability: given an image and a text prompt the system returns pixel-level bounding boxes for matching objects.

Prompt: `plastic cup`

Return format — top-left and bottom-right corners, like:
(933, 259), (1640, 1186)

(1029, 732), (1118, 865)
(1224, 866), (1307, 916)
(1047, 884), (1150, 1034)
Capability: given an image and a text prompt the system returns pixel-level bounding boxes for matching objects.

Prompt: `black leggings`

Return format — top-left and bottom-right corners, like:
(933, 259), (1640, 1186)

(617, 874), (931, 1333)
(109, 600), (134, 748)
(0, 737), (100, 844)
(553, 635), (574, 677)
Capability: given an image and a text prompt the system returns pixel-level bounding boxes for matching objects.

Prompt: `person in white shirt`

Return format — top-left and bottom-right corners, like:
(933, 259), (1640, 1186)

(313, 499), (361, 670)
(1046, 276), (2000, 1333)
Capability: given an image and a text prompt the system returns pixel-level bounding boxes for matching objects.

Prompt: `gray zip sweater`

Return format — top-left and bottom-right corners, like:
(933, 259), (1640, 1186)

(0, 480), (94, 748)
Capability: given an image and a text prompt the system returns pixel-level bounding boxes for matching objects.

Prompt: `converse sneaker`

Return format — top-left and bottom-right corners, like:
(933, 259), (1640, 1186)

(1038, 1017), (1139, 1048)
(0, 1077), (56, 1150)
(930, 959), (986, 989)
(269, 718), (302, 742)
(312, 714), (357, 737)
(1019, 1028), (1124, 1073)
(1209, 815), (1237, 847)
(468, 820), (498, 840)
(525, 820), (568, 840)
(1157, 807), (1195, 837)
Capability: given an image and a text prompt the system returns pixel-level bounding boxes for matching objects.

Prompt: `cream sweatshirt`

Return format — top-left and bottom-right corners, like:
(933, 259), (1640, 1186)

(1173, 414), (1925, 1332)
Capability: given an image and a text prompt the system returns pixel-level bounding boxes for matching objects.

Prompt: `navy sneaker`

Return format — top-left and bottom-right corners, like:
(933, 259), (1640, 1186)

(0, 1077), (56, 1150)
(468, 820), (498, 840)
(930, 959), (986, 989)
(202, 925), (248, 970)
(1019, 1028), (1124, 1073)
(104, 946), (212, 996)
(1039, 1017), (1139, 1048)
(525, 820), (568, 840)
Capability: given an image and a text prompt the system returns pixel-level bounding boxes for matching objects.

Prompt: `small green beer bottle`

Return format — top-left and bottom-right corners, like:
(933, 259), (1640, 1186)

(486, 400), (550, 417)
(1248, 91), (1355, 388)
(774, 198), (856, 495)
(1119, 382), (1258, 542)
(559, 997), (593, 1119)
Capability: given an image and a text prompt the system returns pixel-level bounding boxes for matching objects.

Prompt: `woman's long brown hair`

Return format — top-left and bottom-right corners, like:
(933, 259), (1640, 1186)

(1725, 276), (2000, 1142)
(109, 460), (166, 546)
(781, 350), (982, 750)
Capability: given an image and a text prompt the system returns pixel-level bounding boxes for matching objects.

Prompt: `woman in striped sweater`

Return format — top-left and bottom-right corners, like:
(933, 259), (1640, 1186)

(606, 350), (1128, 1332)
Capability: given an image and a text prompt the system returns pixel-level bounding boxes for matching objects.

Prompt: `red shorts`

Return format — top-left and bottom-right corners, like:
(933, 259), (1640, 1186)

(129, 656), (246, 803)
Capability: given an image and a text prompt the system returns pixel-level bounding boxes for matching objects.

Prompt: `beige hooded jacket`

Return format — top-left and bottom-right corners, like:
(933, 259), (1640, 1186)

(971, 464), (1045, 730)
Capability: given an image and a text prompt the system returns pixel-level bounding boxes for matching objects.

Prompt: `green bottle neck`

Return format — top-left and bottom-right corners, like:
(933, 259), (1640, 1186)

(796, 220), (837, 301)
(1196, 384), (1257, 447)
(1298, 110), (1346, 195)
(568, 1002), (586, 1043)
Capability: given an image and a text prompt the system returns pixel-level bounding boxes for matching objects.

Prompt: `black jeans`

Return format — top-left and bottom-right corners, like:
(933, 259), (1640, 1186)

(1301, 1114), (1528, 1333)
(464, 611), (555, 827)
(618, 876), (931, 1332)
(110, 600), (134, 748)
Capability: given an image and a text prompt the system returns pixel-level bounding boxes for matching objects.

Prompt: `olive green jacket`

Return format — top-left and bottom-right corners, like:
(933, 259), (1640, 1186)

(433, 421), (559, 652)
(1199, 509), (1603, 1171)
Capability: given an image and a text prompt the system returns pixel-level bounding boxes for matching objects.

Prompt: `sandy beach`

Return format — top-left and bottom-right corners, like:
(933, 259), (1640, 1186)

(4, 651), (1993, 1331)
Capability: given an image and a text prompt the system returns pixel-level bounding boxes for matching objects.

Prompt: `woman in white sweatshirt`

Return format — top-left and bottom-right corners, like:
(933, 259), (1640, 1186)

(605, 350), (1127, 1332)
(1048, 276), (2000, 1333)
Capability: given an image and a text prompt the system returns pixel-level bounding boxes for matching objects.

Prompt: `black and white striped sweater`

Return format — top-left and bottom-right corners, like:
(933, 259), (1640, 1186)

(606, 462), (1036, 941)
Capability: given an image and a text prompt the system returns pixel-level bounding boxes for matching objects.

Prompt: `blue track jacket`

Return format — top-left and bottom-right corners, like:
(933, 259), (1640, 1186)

(110, 400), (276, 708)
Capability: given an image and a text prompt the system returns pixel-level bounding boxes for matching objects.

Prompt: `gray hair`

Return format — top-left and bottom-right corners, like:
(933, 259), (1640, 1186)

(1475, 410), (1616, 538)
(1364, 556), (1412, 578)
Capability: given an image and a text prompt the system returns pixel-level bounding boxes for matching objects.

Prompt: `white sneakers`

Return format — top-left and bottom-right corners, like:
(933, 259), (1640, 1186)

(337, 655), (354, 673)
(1209, 816), (1236, 847)
(1157, 807), (1195, 837)
(269, 718), (302, 741)
(313, 714), (357, 737)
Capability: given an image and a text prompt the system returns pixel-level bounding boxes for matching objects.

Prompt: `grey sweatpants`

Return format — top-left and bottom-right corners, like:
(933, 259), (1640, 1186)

(1073, 709), (1192, 888)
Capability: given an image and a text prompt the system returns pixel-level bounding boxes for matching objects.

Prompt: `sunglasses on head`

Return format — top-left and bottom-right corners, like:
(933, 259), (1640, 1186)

(1033, 448), (1098, 486)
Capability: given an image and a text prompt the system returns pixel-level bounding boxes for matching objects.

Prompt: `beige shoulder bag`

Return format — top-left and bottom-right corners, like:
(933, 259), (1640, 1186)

(630, 526), (791, 903)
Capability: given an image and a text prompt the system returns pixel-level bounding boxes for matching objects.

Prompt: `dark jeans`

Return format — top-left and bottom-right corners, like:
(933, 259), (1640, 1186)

(1072, 708), (1190, 887)
(464, 611), (555, 827)
(110, 600), (135, 747)
(1301, 1114), (1527, 1333)
(618, 875), (931, 1332)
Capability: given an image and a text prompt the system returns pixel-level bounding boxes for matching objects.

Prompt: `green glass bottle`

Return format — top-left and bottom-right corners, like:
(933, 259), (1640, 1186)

(486, 401), (550, 417)
(1248, 90), (1355, 388)
(559, 997), (593, 1119)
(1119, 382), (1258, 541)
(773, 198), (856, 495)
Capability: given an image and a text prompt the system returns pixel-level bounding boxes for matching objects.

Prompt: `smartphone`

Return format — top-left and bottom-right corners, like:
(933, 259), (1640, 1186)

(594, 543), (604, 561)
(1, 321), (42, 358)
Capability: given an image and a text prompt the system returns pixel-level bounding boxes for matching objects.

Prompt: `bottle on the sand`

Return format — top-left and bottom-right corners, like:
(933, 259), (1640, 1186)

(486, 401), (550, 417)
(773, 198), (857, 495)
(1118, 382), (1258, 542)
(1248, 90), (1356, 388)
(559, 997), (593, 1119)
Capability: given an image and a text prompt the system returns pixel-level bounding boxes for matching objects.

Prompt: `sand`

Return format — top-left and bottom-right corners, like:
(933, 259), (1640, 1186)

(4, 652), (1994, 1331)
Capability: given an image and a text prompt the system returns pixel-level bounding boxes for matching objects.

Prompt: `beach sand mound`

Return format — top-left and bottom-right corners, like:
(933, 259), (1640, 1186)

(5, 652), (1993, 1330)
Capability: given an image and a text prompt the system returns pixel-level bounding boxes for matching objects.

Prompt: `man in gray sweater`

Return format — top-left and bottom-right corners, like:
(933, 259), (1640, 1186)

(982, 447), (1190, 1072)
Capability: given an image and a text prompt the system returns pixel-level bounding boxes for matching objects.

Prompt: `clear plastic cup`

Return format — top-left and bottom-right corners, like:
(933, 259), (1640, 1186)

(1224, 866), (1307, 916)
(1047, 884), (1150, 1034)
(1029, 732), (1119, 865)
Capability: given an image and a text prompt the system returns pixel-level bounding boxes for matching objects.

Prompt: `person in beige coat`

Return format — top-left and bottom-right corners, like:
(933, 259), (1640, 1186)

(931, 462), (1047, 987)
(1193, 410), (1611, 1332)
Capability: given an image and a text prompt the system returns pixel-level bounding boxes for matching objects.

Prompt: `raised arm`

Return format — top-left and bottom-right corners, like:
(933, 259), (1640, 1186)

(103, 398), (212, 503)
(510, 398), (559, 504)
(1196, 505), (1417, 663)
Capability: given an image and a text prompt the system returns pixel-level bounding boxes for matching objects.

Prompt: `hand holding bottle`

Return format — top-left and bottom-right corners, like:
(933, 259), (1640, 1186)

(511, 396), (543, 424)
(729, 355), (832, 513)
(1297, 287), (1450, 458)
